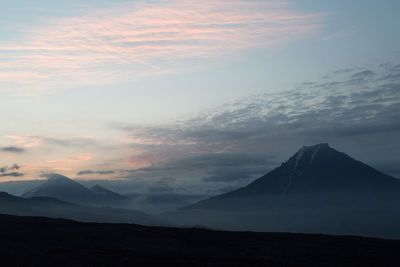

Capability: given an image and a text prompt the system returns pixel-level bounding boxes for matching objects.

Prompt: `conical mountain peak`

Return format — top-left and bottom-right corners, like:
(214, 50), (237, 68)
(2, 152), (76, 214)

(47, 173), (71, 181)
(187, 144), (400, 206)
(22, 174), (127, 205)
(45, 174), (80, 185)
(296, 143), (331, 156)
(260, 143), (399, 194)
(300, 142), (330, 151)
(22, 173), (99, 203)
(282, 143), (334, 171)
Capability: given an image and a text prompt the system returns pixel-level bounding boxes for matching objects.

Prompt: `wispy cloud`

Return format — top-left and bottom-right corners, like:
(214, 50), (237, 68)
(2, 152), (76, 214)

(0, 0), (322, 95)
(5, 135), (96, 149)
(47, 153), (97, 165)
(322, 25), (358, 40)
(5, 136), (42, 148)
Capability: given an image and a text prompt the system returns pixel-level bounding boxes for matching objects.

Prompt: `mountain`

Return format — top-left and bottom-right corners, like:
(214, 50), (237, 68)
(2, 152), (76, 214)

(186, 143), (400, 209)
(164, 144), (400, 238)
(22, 174), (127, 206)
(91, 184), (128, 201)
(0, 180), (44, 195)
(0, 191), (164, 226)
(23, 174), (99, 203)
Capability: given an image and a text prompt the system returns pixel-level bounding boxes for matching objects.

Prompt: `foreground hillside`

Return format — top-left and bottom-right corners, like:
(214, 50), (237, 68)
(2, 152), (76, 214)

(0, 214), (399, 266)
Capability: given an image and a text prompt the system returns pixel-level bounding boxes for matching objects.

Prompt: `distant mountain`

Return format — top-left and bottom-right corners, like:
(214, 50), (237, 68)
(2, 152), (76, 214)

(165, 144), (400, 238)
(0, 191), (164, 226)
(0, 180), (44, 196)
(23, 174), (99, 203)
(22, 174), (127, 206)
(91, 184), (128, 201)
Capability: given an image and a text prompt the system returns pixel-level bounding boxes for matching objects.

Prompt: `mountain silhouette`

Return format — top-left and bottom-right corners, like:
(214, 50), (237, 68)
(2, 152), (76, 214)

(165, 144), (400, 238)
(244, 143), (399, 194)
(189, 143), (400, 207)
(91, 184), (128, 201)
(22, 174), (127, 206)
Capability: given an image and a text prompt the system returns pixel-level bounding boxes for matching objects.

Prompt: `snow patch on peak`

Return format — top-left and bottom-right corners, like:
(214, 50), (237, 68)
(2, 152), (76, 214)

(301, 143), (329, 152)
(293, 148), (305, 171)
(296, 143), (329, 166)
(309, 146), (321, 164)
(282, 149), (305, 200)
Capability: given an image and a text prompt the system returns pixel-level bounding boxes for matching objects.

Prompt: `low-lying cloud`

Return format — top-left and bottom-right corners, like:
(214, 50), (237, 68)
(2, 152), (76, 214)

(0, 172), (24, 178)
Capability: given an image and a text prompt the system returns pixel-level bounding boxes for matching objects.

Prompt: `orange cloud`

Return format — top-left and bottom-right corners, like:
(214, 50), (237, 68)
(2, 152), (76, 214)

(0, 0), (322, 95)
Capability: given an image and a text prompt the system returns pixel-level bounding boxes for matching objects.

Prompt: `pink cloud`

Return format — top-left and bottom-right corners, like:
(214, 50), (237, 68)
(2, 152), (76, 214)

(21, 164), (72, 172)
(5, 135), (43, 148)
(0, 0), (323, 95)
(47, 153), (97, 164)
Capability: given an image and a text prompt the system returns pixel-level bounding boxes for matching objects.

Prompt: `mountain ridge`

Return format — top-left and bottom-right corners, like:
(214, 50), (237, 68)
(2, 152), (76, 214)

(91, 184), (128, 201)
(0, 191), (164, 225)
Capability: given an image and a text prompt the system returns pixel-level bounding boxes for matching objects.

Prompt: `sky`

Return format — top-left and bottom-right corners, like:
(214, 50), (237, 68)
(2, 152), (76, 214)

(0, 0), (399, 195)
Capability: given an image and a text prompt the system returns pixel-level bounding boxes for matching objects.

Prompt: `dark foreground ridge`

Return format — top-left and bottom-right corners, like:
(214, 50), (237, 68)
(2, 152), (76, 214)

(1, 214), (399, 266)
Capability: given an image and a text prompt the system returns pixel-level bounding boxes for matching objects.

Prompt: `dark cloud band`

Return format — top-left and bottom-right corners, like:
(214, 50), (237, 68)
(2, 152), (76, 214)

(1, 147), (25, 153)
(77, 170), (115, 176)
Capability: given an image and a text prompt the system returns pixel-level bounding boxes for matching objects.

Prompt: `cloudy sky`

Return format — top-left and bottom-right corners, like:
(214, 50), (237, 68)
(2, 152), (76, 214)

(1, 0), (399, 194)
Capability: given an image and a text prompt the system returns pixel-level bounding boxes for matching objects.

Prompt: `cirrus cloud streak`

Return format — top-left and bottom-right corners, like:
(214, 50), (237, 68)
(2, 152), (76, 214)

(0, 0), (322, 95)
